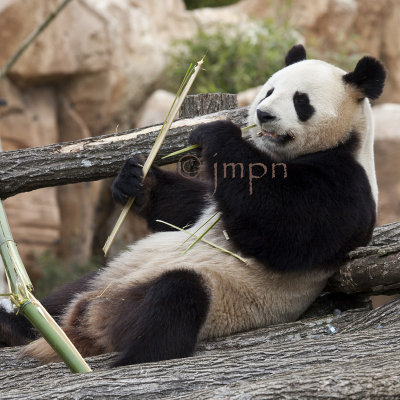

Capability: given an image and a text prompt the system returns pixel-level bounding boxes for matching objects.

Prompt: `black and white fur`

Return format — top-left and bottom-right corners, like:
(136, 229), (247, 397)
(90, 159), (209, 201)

(0, 45), (385, 367)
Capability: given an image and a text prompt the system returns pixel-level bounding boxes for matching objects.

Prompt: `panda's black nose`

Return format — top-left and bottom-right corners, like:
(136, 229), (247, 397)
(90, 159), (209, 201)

(257, 109), (276, 123)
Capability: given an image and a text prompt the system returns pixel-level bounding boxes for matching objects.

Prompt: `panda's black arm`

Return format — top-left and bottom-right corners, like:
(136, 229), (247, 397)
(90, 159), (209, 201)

(190, 121), (376, 273)
(112, 157), (210, 232)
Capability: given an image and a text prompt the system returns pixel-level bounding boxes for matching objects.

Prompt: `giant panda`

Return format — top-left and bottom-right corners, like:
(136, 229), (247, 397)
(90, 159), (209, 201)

(0, 45), (385, 367)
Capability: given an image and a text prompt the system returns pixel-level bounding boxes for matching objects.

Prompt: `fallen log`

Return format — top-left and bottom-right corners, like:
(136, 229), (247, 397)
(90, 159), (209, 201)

(0, 107), (248, 199)
(328, 222), (400, 295)
(0, 298), (399, 399)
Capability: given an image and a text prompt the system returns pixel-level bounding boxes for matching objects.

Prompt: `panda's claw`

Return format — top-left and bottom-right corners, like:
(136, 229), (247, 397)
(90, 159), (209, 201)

(189, 120), (242, 149)
(111, 156), (147, 206)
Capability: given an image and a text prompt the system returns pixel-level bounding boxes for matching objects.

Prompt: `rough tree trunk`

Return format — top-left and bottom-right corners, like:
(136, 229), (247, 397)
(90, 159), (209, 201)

(179, 93), (238, 119)
(329, 222), (400, 295)
(0, 107), (248, 199)
(1, 298), (400, 399)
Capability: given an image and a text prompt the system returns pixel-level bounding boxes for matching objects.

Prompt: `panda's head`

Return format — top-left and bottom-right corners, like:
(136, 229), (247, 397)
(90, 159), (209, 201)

(248, 45), (386, 161)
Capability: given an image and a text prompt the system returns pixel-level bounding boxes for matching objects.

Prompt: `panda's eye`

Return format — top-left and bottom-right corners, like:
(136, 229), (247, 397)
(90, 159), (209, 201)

(257, 88), (274, 105)
(265, 88), (274, 98)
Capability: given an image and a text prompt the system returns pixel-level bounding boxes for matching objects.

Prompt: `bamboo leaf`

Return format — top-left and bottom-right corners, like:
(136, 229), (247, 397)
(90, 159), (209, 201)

(181, 211), (220, 246)
(183, 214), (221, 254)
(161, 144), (200, 159)
(156, 219), (248, 264)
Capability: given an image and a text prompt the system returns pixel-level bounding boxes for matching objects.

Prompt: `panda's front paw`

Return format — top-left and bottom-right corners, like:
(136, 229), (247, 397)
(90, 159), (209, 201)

(189, 120), (242, 149)
(111, 156), (148, 208)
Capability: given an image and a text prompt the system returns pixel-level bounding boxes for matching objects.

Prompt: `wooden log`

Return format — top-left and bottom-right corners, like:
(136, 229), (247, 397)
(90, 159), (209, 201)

(328, 222), (400, 295)
(179, 93), (238, 119)
(0, 298), (399, 399)
(172, 359), (400, 400)
(0, 107), (249, 199)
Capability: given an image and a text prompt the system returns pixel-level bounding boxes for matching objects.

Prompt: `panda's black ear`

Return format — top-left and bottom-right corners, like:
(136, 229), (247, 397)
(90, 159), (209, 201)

(285, 44), (307, 66)
(343, 56), (386, 100)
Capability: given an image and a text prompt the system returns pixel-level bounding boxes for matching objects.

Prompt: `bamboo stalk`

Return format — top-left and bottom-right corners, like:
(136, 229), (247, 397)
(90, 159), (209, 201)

(0, 201), (91, 373)
(0, 204), (32, 300)
(103, 58), (205, 256)
(0, 0), (74, 81)
(21, 298), (91, 373)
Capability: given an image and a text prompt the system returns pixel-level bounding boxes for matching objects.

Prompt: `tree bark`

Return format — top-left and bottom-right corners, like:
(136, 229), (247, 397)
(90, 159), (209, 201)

(328, 222), (400, 295)
(179, 93), (238, 119)
(0, 298), (399, 399)
(0, 107), (249, 199)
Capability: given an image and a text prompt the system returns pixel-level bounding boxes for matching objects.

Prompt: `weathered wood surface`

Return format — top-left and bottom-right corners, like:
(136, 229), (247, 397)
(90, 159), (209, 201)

(328, 222), (400, 295)
(179, 93), (238, 119)
(0, 299), (399, 399)
(0, 107), (248, 199)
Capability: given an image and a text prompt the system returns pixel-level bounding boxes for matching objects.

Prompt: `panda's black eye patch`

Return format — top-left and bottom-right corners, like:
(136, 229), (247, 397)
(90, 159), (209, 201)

(293, 91), (315, 122)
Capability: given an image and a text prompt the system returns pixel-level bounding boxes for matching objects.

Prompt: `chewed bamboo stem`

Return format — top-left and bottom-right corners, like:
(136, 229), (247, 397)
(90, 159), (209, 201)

(103, 58), (205, 256)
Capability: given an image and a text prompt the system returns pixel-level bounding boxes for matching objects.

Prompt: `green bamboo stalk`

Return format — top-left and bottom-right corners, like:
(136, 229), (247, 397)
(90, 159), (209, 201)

(0, 0), (74, 81)
(0, 200), (91, 373)
(0, 204), (32, 300)
(21, 299), (91, 373)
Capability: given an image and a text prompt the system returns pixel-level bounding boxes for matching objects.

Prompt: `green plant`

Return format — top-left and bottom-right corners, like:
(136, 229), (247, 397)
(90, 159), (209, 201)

(306, 37), (364, 74)
(33, 251), (98, 299)
(166, 20), (299, 94)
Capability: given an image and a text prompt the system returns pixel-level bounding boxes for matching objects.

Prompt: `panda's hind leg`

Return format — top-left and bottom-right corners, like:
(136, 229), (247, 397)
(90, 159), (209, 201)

(110, 269), (210, 367)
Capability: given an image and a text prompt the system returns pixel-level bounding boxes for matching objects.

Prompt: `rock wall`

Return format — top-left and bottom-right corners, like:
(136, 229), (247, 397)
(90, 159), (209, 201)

(373, 104), (400, 226)
(200, 0), (400, 102)
(0, 0), (193, 273)
(0, 0), (399, 276)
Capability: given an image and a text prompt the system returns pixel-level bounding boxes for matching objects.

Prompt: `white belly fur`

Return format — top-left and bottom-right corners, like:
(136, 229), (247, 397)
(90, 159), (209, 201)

(92, 202), (332, 341)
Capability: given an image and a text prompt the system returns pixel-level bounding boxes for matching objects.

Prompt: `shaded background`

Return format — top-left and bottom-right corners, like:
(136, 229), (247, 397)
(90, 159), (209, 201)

(0, 0), (399, 296)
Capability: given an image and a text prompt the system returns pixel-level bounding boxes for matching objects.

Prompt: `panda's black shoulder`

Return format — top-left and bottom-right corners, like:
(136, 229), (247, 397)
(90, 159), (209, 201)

(215, 131), (376, 273)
